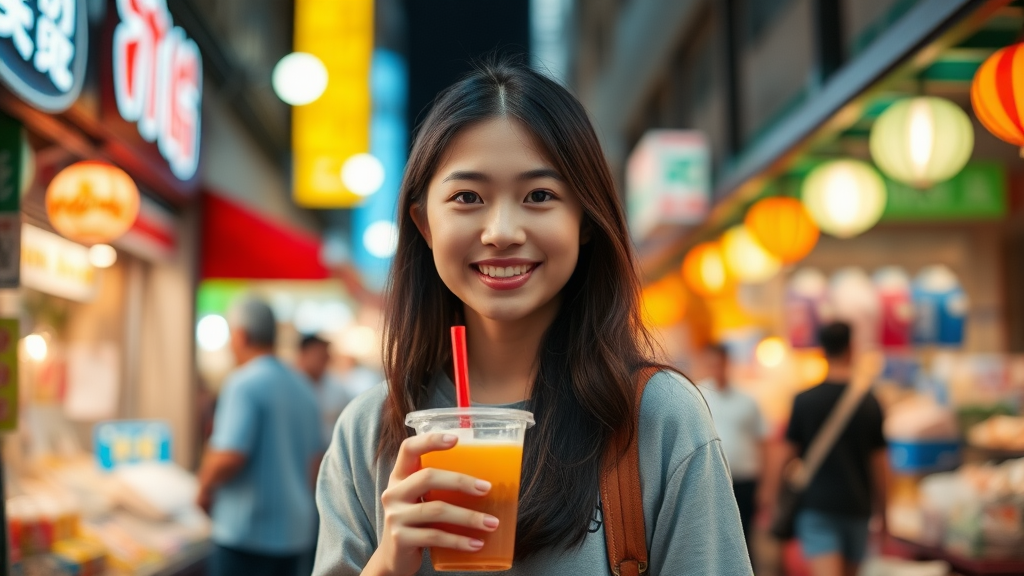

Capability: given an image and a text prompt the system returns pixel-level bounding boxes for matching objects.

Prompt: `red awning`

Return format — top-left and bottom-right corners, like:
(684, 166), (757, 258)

(201, 192), (328, 280)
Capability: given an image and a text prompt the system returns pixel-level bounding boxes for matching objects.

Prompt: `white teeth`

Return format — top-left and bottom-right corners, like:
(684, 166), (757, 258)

(479, 264), (532, 278)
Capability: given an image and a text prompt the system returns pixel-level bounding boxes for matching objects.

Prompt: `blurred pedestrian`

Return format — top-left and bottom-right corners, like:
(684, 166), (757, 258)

(698, 343), (767, 565)
(198, 298), (325, 576)
(296, 334), (355, 444)
(778, 322), (888, 576)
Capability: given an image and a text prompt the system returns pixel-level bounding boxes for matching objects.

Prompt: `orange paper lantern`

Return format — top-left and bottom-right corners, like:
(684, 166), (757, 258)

(682, 241), (731, 298)
(641, 275), (687, 327)
(972, 43), (1024, 155)
(744, 197), (819, 263)
(46, 161), (140, 245)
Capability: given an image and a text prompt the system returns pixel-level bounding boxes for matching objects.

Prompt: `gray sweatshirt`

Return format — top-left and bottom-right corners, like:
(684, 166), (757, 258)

(313, 370), (754, 576)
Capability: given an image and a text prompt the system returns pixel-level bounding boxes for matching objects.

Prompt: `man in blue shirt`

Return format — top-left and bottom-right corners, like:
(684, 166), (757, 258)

(198, 298), (325, 576)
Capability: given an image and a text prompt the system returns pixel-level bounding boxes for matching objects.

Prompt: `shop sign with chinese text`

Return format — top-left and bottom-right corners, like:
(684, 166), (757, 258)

(626, 130), (710, 242)
(111, 0), (202, 181)
(0, 0), (88, 112)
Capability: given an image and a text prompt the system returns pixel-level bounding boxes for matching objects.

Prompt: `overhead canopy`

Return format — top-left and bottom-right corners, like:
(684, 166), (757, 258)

(201, 192), (328, 280)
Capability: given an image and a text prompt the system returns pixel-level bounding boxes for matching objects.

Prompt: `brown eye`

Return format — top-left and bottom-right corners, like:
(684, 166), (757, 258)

(526, 190), (555, 203)
(452, 191), (481, 204)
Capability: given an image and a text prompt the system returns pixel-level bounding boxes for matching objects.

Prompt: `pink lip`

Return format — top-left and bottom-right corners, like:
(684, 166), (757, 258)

(471, 259), (540, 291)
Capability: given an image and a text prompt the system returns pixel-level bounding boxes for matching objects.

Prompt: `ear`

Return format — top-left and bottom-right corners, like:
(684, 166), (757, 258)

(410, 204), (433, 249)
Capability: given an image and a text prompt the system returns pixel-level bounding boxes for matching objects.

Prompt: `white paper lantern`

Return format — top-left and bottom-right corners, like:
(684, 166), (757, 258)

(802, 159), (887, 238)
(869, 96), (973, 188)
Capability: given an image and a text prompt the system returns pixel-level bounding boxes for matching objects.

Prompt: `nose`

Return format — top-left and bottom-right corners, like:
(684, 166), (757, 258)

(479, 200), (527, 249)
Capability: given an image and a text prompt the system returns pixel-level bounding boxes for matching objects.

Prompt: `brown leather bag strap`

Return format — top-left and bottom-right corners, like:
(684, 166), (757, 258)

(600, 366), (659, 576)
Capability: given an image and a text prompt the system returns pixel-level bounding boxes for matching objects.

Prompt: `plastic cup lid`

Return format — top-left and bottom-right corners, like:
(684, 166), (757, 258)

(406, 407), (535, 428)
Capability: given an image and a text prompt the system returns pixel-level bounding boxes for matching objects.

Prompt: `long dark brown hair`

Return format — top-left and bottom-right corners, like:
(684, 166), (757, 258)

(379, 58), (661, 557)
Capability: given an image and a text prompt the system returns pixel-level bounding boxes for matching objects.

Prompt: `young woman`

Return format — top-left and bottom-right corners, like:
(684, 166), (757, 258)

(314, 60), (752, 576)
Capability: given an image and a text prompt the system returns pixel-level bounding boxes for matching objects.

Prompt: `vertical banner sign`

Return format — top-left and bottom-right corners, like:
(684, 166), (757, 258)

(626, 130), (710, 242)
(0, 114), (21, 288)
(293, 0), (373, 208)
(0, 319), (18, 432)
(0, 0), (88, 112)
(111, 0), (203, 181)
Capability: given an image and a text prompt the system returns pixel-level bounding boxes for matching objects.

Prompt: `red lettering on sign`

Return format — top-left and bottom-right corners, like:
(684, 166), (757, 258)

(112, 0), (201, 181)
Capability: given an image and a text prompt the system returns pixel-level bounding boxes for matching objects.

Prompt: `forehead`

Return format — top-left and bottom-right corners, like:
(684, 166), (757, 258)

(434, 117), (554, 176)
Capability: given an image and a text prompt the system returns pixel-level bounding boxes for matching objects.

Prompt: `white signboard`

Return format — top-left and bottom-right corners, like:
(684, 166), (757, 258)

(20, 223), (97, 301)
(626, 130), (710, 242)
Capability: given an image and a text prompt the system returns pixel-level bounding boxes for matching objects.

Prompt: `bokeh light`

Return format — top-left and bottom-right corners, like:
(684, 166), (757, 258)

(341, 153), (385, 197)
(196, 314), (230, 352)
(272, 52), (329, 106)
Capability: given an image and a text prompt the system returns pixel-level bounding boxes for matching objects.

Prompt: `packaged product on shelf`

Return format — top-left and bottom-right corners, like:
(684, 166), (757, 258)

(885, 394), (960, 473)
(967, 415), (1024, 451)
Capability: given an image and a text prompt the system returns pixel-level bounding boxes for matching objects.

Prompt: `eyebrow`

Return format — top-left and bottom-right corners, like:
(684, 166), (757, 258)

(440, 168), (564, 183)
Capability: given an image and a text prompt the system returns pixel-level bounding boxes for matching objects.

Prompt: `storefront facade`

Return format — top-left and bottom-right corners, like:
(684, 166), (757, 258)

(0, 0), (312, 572)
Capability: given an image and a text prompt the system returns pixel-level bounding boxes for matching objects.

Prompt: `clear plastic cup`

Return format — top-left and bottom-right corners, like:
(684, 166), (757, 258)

(405, 407), (535, 572)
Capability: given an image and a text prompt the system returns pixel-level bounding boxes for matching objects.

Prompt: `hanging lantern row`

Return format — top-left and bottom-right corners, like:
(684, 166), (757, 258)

(666, 42), (1024, 305)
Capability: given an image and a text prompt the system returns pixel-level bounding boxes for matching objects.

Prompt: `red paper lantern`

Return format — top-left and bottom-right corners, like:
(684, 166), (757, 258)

(46, 161), (140, 245)
(972, 43), (1024, 155)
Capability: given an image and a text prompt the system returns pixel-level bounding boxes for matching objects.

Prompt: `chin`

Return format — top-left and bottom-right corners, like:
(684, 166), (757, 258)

(467, 292), (562, 324)
(475, 304), (535, 322)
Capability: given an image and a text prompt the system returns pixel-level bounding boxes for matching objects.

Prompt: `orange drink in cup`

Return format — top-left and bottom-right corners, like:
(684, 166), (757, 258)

(406, 407), (534, 572)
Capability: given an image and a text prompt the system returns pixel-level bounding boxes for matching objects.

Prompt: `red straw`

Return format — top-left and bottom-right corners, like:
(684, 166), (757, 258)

(451, 326), (471, 408)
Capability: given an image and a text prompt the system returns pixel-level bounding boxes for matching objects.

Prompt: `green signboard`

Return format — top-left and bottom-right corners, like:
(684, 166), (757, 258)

(881, 162), (1006, 221)
(0, 113), (21, 213)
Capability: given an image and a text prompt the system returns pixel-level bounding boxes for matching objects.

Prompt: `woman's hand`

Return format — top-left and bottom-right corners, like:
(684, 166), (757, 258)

(363, 433), (499, 576)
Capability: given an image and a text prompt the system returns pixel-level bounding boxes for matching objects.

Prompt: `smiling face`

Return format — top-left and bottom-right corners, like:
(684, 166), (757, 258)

(412, 117), (585, 324)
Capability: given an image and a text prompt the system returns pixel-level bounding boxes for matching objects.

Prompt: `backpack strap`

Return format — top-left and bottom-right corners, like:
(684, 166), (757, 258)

(600, 366), (659, 576)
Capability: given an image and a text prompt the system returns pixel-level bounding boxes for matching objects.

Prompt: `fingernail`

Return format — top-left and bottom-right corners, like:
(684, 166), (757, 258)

(483, 515), (499, 528)
(469, 539), (484, 549)
(442, 434), (457, 443)
(475, 480), (492, 492)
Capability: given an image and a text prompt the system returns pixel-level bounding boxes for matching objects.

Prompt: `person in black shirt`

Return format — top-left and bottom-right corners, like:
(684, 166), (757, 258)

(781, 322), (888, 576)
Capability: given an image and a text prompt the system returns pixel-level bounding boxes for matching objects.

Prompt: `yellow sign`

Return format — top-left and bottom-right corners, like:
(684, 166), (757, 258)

(292, 0), (374, 208)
